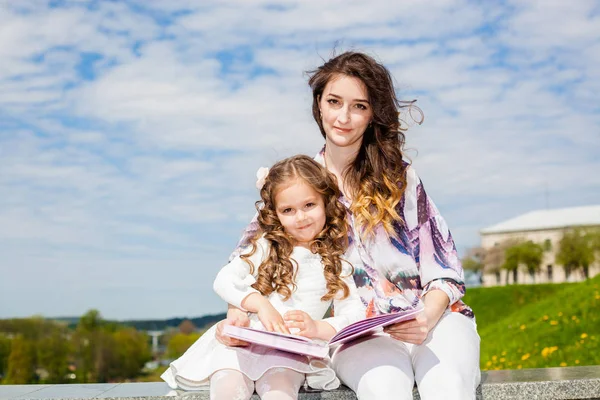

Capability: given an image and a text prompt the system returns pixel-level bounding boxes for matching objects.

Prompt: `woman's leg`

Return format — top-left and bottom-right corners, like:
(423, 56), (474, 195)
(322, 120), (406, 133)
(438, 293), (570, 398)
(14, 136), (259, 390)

(255, 367), (305, 400)
(413, 312), (481, 400)
(209, 369), (254, 400)
(332, 335), (415, 400)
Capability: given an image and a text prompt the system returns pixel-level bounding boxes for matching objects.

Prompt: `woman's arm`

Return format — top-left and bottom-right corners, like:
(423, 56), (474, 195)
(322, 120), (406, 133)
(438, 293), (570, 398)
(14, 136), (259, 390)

(321, 262), (367, 333)
(215, 305), (250, 347)
(408, 166), (466, 308)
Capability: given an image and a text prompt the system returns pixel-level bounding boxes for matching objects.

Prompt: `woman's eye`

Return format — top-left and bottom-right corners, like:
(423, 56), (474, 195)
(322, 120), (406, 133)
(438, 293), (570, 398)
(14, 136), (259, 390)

(327, 99), (340, 105)
(355, 103), (368, 110)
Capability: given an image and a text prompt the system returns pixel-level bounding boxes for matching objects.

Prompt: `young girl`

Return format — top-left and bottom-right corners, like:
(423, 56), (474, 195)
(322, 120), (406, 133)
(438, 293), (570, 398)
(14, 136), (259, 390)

(161, 155), (365, 400)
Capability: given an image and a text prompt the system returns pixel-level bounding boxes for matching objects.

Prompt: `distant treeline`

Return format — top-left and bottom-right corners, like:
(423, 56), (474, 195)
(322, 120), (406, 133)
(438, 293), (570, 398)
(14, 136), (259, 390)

(48, 313), (227, 332)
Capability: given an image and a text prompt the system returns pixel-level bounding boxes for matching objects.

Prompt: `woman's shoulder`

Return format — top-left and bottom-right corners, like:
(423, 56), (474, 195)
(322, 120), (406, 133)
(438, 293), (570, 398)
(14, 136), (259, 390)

(238, 235), (270, 259)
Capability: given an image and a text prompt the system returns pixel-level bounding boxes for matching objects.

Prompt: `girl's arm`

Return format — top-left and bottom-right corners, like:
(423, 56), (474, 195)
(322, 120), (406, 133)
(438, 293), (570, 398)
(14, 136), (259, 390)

(284, 262), (366, 341)
(213, 237), (289, 334)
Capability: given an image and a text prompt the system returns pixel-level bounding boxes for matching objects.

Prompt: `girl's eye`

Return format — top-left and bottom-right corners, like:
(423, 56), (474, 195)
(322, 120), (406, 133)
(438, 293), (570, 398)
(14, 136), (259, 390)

(305, 203), (315, 209)
(281, 208), (292, 214)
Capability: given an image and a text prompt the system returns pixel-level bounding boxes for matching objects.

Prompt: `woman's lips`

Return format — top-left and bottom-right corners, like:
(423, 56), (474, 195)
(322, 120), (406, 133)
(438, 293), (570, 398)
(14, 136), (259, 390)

(334, 126), (352, 133)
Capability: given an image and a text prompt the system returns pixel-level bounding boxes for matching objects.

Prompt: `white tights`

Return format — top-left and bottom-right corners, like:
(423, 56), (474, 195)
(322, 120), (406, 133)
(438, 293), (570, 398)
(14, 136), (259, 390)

(209, 368), (305, 400)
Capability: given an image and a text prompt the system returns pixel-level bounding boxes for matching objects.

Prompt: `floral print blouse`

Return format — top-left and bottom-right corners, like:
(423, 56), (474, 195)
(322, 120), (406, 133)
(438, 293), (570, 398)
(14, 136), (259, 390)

(230, 147), (474, 319)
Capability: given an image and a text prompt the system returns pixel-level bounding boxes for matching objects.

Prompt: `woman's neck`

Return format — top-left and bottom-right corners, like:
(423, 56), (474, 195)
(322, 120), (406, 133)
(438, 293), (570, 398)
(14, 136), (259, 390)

(324, 140), (360, 197)
(324, 141), (358, 176)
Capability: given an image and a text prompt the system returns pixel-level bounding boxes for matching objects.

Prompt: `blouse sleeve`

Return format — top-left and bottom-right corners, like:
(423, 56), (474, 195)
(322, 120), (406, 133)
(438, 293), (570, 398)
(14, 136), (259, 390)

(228, 213), (261, 261)
(213, 237), (267, 311)
(322, 261), (366, 332)
(404, 166), (466, 306)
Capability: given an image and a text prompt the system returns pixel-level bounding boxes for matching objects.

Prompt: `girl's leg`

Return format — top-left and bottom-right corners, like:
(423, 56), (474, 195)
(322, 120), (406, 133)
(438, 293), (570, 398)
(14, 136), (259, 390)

(255, 367), (305, 400)
(209, 369), (254, 400)
(332, 335), (414, 400)
(413, 312), (481, 400)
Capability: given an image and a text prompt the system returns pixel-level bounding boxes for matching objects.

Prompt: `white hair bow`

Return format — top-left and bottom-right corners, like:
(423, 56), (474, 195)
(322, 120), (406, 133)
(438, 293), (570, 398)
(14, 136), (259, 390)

(255, 167), (269, 190)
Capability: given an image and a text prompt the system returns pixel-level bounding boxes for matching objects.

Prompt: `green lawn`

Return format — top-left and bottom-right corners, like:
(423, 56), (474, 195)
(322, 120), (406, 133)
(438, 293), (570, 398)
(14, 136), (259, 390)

(463, 274), (600, 370)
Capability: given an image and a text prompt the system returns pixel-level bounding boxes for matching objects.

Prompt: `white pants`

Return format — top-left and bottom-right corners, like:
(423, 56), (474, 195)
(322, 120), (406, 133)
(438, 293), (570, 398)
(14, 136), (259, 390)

(331, 311), (481, 400)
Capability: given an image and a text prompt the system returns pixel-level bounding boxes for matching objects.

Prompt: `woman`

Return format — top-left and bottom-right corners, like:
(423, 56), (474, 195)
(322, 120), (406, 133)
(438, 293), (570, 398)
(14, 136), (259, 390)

(218, 51), (481, 400)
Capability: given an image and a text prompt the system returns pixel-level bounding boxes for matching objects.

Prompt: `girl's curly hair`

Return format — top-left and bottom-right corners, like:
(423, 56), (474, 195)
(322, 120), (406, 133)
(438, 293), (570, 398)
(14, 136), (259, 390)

(241, 155), (351, 302)
(308, 51), (424, 239)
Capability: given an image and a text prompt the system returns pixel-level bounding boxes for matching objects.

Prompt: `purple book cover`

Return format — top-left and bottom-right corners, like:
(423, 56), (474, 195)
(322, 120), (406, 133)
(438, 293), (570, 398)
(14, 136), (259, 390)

(223, 305), (423, 358)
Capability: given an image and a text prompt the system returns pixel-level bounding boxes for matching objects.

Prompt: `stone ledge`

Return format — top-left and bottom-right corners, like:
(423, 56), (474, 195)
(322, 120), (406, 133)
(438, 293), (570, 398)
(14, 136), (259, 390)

(1, 366), (599, 400)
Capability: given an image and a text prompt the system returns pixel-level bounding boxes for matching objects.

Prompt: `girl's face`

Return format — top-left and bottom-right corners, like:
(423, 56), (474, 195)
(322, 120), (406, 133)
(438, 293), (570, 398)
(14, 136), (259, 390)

(319, 74), (373, 154)
(274, 179), (327, 248)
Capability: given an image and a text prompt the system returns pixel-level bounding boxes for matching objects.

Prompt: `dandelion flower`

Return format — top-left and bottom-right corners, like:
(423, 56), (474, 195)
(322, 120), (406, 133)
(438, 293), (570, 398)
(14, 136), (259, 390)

(542, 315), (549, 321)
(558, 312), (563, 317)
(520, 324), (526, 330)
(581, 333), (588, 339)
(521, 353), (530, 361)
(575, 360), (580, 364)
(517, 365), (522, 369)
(550, 320), (558, 325)
(560, 362), (567, 367)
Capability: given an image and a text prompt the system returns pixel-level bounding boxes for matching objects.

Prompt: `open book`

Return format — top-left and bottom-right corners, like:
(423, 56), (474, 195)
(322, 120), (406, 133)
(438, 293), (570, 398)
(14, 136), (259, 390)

(223, 305), (423, 358)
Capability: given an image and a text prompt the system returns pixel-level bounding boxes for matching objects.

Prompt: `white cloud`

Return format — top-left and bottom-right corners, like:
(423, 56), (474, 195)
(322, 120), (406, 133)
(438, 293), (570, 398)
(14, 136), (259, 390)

(1, 0), (599, 319)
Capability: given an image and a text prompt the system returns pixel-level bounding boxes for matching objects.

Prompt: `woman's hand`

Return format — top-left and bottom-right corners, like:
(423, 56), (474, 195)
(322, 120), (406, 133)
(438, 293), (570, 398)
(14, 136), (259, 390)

(384, 290), (450, 344)
(383, 312), (429, 344)
(257, 302), (290, 334)
(215, 306), (250, 347)
(284, 310), (318, 338)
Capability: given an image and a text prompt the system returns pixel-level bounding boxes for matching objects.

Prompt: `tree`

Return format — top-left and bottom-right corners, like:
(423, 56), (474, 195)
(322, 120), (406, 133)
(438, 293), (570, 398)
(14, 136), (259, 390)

(37, 329), (71, 383)
(112, 328), (152, 380)
(178, 319), (196, 335)
(518, 241), (544, 282)
(502, 244), (521, 284)
(5, 335), (35, 384)
(556, 228), (595, 279)
(166, 332), (202, 359)
(0, 335), (11, 381)
(462, 247), (484, 272)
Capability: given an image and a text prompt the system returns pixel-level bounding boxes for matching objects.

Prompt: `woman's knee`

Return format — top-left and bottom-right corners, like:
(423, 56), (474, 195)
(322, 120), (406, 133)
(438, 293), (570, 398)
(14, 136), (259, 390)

(354, 365), (414, 400)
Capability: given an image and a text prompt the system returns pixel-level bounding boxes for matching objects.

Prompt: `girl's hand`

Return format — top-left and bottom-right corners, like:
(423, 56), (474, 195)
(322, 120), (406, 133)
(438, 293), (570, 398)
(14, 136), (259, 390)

(284, 310), (318, 338)
(258, 303), (290, 334)
(383, 313), (429, 345)
(215, 307), (251, 347)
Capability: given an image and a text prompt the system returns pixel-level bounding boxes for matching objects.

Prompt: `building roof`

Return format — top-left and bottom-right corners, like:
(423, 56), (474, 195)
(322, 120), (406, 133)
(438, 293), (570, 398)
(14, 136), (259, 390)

(480, 205), (600, 235)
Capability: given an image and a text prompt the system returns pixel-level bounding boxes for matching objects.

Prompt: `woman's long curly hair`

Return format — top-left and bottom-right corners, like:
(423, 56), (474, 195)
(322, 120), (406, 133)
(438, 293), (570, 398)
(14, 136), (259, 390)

(241, 155), (351, 302)
(308, 51), (423, 238)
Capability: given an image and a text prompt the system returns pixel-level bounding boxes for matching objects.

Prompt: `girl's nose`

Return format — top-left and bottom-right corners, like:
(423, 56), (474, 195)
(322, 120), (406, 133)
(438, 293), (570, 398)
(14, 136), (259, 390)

(297, 211), (307, 221)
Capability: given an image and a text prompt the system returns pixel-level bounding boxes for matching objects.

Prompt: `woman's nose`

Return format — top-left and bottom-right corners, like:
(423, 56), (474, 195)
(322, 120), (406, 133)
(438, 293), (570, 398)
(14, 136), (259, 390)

(337, 106), (350, 123)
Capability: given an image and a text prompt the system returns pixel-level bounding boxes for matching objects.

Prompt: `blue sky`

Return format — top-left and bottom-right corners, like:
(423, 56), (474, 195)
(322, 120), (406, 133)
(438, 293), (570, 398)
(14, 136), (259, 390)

(1, 0), (599, 320)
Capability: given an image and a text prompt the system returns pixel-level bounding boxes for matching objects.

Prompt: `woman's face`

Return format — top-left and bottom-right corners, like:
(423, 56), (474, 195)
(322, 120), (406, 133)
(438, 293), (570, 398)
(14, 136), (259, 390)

(319, 74), (373, 154)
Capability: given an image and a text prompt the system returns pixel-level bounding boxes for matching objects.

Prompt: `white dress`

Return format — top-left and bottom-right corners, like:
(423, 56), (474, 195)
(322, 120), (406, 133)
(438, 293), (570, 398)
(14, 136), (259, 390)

(161, 238), (365, 391)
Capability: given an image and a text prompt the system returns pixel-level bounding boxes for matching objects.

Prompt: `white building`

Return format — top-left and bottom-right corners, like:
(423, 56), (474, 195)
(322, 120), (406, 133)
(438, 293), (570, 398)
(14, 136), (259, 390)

(479, 205), (600, 287)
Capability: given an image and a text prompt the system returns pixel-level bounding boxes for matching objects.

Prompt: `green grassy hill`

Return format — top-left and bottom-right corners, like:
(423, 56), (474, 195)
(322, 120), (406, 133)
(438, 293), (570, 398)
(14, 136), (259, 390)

(463, 274), (600, 370)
